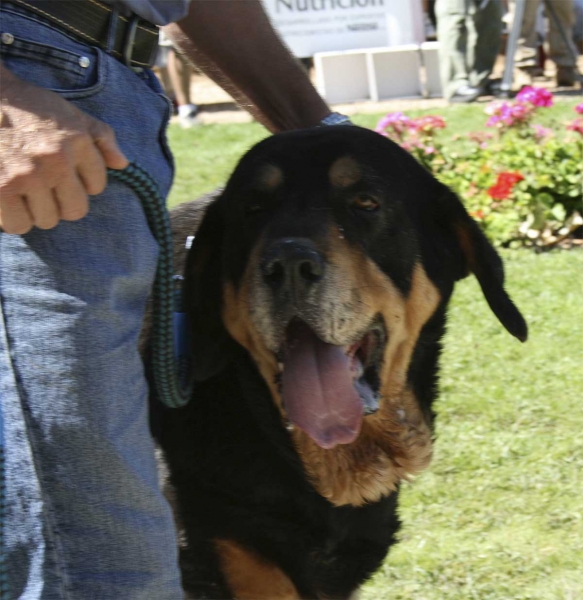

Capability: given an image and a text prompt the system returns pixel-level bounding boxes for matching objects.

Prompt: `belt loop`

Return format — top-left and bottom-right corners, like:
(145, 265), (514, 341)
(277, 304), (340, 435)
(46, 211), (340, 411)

(123, 15), (139, 67)
(105, 7), (119, 55)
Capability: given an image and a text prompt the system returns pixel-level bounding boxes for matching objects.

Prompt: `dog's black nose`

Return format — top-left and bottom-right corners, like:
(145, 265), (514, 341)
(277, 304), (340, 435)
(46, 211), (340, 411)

(261, 238), (325, 290)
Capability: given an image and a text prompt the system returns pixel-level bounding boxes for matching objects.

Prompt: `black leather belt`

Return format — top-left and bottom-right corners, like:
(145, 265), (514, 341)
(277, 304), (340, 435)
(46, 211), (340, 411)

(6, 0), (159, 68)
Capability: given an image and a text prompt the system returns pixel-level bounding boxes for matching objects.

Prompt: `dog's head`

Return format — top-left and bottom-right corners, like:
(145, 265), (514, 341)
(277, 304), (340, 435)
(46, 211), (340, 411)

(184, 126), (527, 505)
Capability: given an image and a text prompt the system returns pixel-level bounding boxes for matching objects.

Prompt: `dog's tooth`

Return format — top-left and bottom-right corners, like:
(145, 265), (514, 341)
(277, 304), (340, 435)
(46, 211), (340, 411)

(278, 362), (284, 372)
(352, 360), (364, 379)
(286, 423), (295, 432)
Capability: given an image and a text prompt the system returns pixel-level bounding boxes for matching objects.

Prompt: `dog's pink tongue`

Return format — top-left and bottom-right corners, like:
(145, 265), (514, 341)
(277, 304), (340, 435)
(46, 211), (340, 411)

(282, 322), (363, 449)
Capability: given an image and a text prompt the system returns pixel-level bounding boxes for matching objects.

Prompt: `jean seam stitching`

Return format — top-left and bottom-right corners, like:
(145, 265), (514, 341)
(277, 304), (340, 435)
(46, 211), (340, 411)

(1, 8), (110, 99)
(57, 45), (109, 99)
(6, 0), (152, 65)
(10, 0), (103, 46)
(1, 5), (99, 52)
(0, 47), (87, 78)
(1, 34), (92, 64)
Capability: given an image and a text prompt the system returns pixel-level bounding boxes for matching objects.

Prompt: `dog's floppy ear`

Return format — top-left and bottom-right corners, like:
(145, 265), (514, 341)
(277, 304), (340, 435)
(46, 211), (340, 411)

(183, 199), (236, 380)
(437, 188), (528, 342)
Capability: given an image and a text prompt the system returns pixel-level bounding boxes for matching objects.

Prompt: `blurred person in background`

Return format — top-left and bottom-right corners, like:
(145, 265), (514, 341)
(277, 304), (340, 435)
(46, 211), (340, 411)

(575, 0), (583, 54)
(155, 30), (199, 128)
(511, 0), (580, 87)
(436, 0), (504, 103)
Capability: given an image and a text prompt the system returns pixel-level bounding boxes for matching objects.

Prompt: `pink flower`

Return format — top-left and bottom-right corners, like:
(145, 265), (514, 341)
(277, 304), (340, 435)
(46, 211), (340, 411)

(375, 112), (447, 158)
(510, 103), (532, 121)
(567, 118), (583, 136)
(575, 103), (583, 115)
(375, 112), (411, 136)
(516, 86), (553, 107)
(468, 131), (493, 148)
(484, 100), (505, 116)
(531, 124), (553, 139)
(410, 115), (446, 133)
(485, 100), (534, 128)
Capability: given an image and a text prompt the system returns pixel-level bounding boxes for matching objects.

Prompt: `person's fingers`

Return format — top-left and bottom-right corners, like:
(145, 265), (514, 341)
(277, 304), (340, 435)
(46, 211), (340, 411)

(76, 141), (107, 196)
(54, 173), (89, 221)
(24, 184), (60, 230)
(0, 194), (33, 234)
(87, 117), (129, 170)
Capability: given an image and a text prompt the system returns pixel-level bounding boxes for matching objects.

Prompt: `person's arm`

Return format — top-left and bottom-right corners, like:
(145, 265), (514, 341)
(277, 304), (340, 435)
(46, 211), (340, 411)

(164, 0), (331, 133)
(0, 63), (128, 234)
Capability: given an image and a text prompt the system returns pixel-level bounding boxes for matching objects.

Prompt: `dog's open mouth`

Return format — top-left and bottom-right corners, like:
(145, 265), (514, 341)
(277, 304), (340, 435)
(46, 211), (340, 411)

(278, 318), (386, 450)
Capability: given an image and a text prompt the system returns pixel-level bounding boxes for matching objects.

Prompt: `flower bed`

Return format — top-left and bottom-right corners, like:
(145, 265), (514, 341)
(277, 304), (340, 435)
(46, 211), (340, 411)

(375, 91), (583, 248)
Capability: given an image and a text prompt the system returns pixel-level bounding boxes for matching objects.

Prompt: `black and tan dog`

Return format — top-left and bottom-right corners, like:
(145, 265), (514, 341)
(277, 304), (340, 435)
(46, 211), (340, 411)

(149, 126), (527, 599)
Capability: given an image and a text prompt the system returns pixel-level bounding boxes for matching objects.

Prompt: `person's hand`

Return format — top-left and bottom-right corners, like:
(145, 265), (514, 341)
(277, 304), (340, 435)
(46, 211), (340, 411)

(0, 66), (128, 234)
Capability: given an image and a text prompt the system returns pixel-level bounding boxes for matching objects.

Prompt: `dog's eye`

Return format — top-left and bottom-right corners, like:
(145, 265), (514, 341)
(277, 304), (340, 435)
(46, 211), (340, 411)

(351, 195), (380, 212)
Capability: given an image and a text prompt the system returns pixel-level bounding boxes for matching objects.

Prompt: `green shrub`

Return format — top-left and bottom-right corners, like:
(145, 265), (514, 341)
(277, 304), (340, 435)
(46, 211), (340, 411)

(375, 95), (583, 247)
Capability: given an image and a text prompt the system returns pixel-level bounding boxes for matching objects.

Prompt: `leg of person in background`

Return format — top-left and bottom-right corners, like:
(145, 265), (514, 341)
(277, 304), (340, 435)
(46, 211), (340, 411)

(470, 0), (503, 93)
(157, 66), (173, 103)
(436, 0), (477, 101)
(574, 0), (583, 54)
(167, 49), (199, 128)
(428, 0), (438, 28)
(545, 0), (579, 86)
(153, 45), (175, 105)
(514, 0), (544, 86)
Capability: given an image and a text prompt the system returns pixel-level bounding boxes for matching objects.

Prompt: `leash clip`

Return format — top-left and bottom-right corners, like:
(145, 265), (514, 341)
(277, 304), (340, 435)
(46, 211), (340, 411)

(172, 275), (191, 384)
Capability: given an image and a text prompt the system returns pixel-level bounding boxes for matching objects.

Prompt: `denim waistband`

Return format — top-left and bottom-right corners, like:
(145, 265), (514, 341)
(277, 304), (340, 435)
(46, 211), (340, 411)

(1, 1), (158, 68)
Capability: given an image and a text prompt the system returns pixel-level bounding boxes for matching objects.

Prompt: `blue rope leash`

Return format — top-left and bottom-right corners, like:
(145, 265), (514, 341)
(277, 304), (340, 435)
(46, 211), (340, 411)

(108, 163), (193, 409)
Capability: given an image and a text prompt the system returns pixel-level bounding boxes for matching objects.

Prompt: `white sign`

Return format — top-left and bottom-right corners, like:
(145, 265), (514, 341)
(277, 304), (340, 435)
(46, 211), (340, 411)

(262, 0), (424, 57)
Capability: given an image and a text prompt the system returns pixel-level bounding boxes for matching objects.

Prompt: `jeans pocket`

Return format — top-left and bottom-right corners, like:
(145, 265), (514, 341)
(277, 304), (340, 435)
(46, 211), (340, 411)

(0, 12), (107, 98)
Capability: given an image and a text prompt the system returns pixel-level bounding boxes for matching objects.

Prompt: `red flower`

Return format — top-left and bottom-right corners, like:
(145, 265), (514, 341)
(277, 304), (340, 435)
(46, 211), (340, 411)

(498, 172), (524, 187)
(488, 184), (512, 200)
(487, 171), (524, 200)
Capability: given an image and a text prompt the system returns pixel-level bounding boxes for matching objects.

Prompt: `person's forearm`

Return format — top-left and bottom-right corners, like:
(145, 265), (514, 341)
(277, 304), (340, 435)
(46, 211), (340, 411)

(164, 0), (331, 132)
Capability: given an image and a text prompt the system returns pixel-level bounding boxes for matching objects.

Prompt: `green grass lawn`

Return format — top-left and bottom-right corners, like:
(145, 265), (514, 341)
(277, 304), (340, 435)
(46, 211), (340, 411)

(362, 249), (583, 600)
(166, 102), (583, 599)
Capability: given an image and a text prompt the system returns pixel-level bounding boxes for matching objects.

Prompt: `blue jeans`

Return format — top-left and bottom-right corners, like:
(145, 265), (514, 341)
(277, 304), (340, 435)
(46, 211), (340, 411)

(0, 5), (183, 599)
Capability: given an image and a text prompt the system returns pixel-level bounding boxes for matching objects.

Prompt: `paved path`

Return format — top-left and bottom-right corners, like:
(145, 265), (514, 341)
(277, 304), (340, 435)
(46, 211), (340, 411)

(178, 56), (582, 126)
